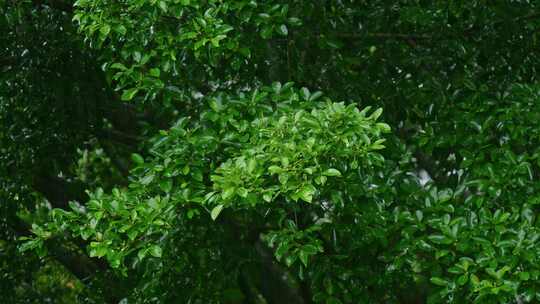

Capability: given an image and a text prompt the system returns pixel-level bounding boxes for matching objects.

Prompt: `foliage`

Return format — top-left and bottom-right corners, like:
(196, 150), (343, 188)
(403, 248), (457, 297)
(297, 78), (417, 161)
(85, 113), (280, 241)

(3, 0), (540, 303)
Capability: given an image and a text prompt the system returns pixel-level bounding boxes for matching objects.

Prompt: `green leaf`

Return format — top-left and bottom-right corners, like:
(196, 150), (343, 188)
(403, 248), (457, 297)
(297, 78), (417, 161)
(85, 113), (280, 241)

(222, 188), (235, 200)
(108, 253), (121, 269)
(371, 138), (386, 150)
(457, 274), (468, 286)
(260, 26), (273, 39)
(149, 245), (162, 258)
(428, 234), (453, 245)
(121, 88), (139, 101)
(209, 98), (222, 112)
(193, 171), (203, 182)
(288, 17), (302, 26)
(302, 244), (320, 255)
(323, 168), (341, 177)
(137, 248), (147, 260)
(304, 167), (315, 174)
(211, 35), (227, 47)
(268, 165), (282, 174)
(110, 62), (127, 70)
(237, 187), (248, 198)
(238, 47), (251, 58)
(278, 24), (288, 36)
(299, 184), (316, 203)
(133, 51), (142, 62)
(315, 175), (327, 185)
(18, 239), (42, 253)
(140, 174), (154, 185)
(100, 24), (111, 36)
(370, 108), (383, 120)
(131, 153), (144, 165)
(275, 243), (289, 261)
(89, 242), (108, 258)
(114, 25), (127, 36)
(376, 122), (391, 133)
(128, 229), (139, 241)
(159, 179), (173, 192)
(430, 277), (449, 287)
(309, 91), (323, 101)
(158, 1), (168, 12)
(301, 87), (310, 100)
(72, 13), (82, 22)
(182, 165), (190, 175)
(211, 205), (224, 220)
(278, 173), (289, 185)
(149, 68), (160, 77)
(299, 250), (308, 267)
(285, 255), (296, 267)
(520, 272), (530, 281)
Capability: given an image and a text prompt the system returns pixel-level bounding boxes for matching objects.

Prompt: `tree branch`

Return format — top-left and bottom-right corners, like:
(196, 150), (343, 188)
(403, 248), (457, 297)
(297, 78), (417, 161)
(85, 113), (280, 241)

(255, 240), (307, 304)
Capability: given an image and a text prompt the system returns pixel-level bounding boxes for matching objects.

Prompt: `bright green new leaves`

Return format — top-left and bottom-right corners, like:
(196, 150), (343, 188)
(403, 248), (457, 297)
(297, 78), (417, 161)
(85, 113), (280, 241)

(210, 204), (224, 221)
(210, 101), (389, 208)
(121, 88), (139, 101)
(26, 83), (390, 273)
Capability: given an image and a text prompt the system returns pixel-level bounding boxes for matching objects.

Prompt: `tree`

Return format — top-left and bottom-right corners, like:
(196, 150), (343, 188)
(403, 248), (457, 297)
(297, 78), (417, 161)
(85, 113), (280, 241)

(2, 0), (540, 303)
